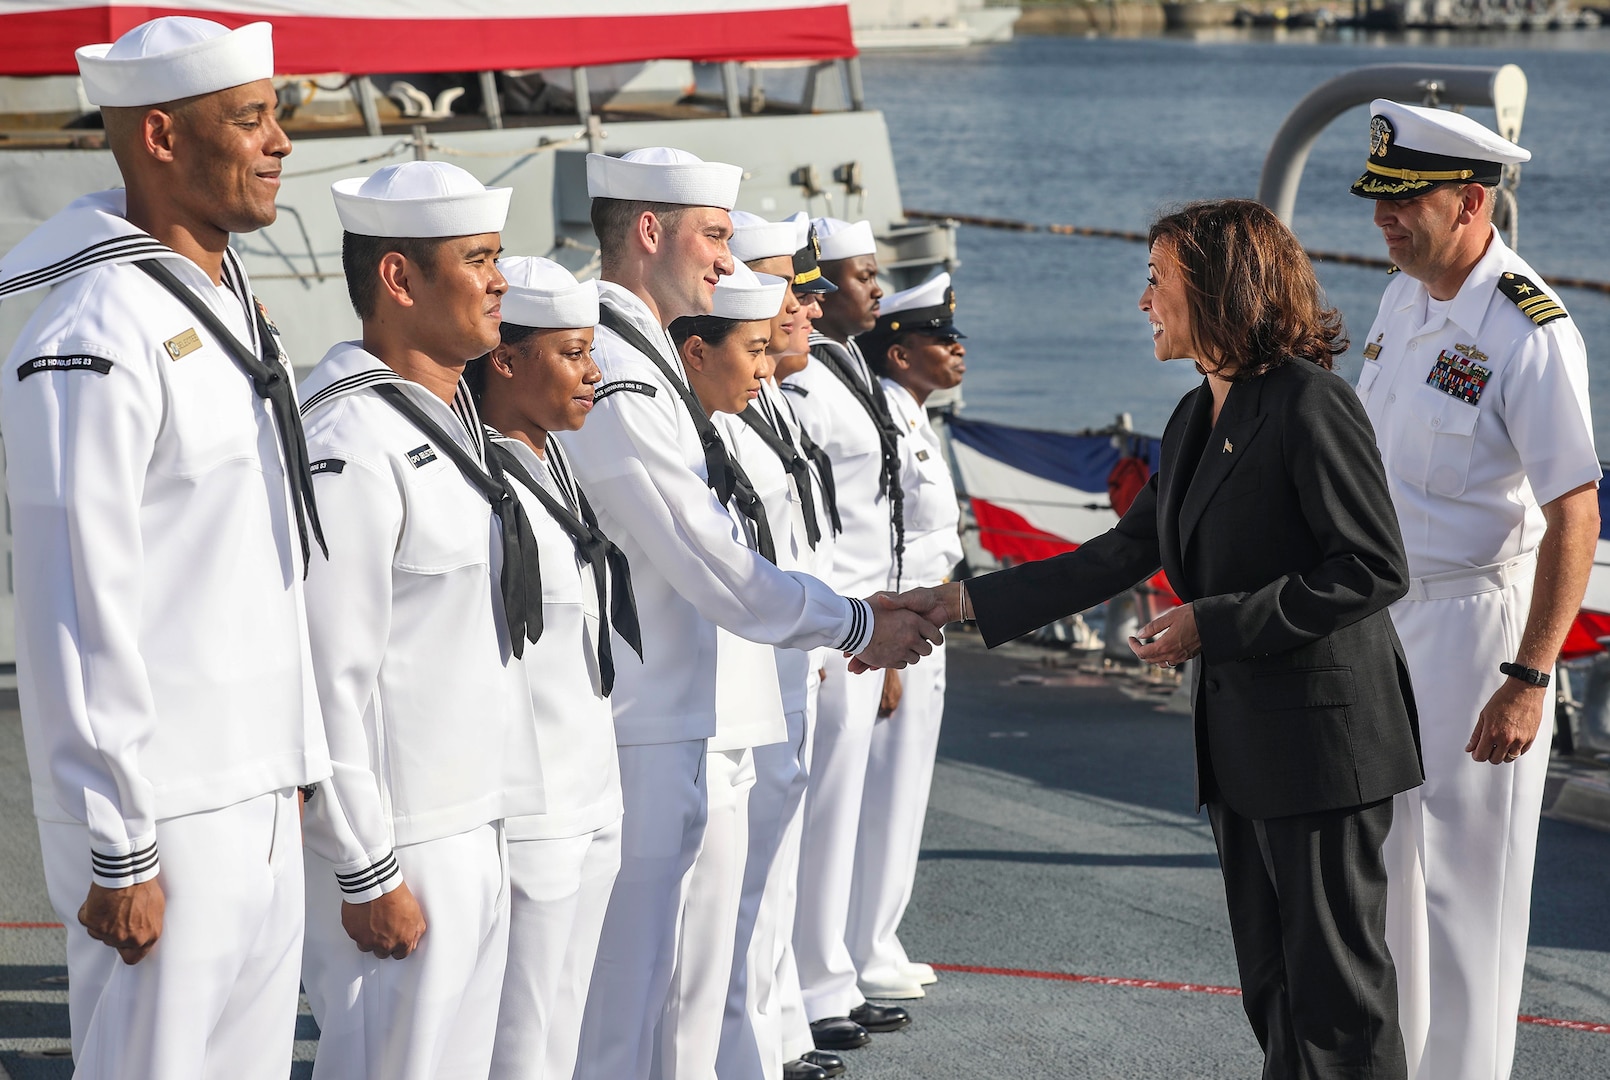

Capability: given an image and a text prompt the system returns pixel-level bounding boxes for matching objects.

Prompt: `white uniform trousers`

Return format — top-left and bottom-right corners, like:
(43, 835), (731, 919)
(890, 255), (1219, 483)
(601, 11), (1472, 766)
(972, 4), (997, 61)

(303, 822), (511, 1080)
(779, 667), (826, 1064)
(576, 739), (709, 1080)
(718, 706), (812, 1080)
(39, 788), (303, 1080)
(490, 819), (623, 1080)
(1385, 569), (1547, 1080)
(657, 747), (758, 1079)
(793, 651), (883, 1020)
(848, 640), (947, 989)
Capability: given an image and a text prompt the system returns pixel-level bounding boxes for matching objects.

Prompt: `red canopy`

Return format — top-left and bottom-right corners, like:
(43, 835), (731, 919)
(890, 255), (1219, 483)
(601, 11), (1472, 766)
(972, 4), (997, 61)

(0, 2), (856, 77)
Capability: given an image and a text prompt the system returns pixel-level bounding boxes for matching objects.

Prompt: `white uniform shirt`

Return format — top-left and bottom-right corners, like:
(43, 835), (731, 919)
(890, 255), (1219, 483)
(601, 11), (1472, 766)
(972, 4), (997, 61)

(882, 380), (963, 590)
(0, 190), (329, 887)
(1356, 228), (1598, 577)
(495, 436), (624, 842)
(719, 380), (838, 717)
(297, 343), (540, 902)
(783, 336), (894, 597)
(556, 284), (872, 747)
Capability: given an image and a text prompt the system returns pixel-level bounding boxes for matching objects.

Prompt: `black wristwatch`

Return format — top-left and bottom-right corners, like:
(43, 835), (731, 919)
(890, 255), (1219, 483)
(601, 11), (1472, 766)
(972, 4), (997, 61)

(1499, 662), (1551, 688)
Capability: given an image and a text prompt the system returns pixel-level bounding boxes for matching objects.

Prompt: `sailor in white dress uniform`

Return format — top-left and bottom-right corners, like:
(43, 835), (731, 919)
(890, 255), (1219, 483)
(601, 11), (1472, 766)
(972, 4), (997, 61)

(1349, 100), (1600, 1080)
(0, 19), (330, 1078)
(850, 274), (967, 1000)
(717, 212), (847, 1080)
(296, 163), (544, 1080)
(561, 149), (942, 1080)
(782, 219), (914, 1042)
(464, 256), (642, 1080)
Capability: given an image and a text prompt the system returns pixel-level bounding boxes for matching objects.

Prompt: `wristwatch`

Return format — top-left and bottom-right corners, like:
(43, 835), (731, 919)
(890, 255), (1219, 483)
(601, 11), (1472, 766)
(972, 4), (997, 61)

(1499, 662), (1551, 688)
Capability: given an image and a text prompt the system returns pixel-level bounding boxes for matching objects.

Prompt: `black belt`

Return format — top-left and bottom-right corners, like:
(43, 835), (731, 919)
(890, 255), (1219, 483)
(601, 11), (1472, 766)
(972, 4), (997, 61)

(489, 440), (642, 694)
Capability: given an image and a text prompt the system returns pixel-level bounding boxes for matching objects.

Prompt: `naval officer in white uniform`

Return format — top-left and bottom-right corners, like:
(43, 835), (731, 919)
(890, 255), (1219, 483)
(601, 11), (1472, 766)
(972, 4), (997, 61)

(1350, 100), (1599, 1080)
(561, 148), (943, 1080)
(297, 162), (544, 1080)
(0, 18), (330, 1078)
(467, 257), (641, 1080)
(718, 212), (849, 1080)
(783, 218), (914, 1047)
(850, 274), (967, 1001)
(661, 263), (794, 1080)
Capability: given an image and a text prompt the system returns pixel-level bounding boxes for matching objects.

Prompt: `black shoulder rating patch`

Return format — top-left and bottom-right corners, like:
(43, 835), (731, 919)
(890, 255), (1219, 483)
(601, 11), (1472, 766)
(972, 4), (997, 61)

(406, 444), (438, 469)
(309, 458), (346, 476)
(780, 383), (809, 397)
(18, 355), (114, 381)
(1497, 272), (1568, 326)
(595, 380), (659, 403)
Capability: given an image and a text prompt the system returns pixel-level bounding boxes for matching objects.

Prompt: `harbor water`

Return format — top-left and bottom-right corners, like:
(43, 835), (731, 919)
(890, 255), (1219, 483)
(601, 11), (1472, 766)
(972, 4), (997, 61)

(859, 29), (1610, 444)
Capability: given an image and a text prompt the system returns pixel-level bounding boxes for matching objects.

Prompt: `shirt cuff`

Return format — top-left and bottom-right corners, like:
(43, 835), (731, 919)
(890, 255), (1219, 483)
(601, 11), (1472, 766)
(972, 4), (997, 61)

(333, 851), (403, 904)
(835, 597), (874, 655)
(91, 835), (159, 888)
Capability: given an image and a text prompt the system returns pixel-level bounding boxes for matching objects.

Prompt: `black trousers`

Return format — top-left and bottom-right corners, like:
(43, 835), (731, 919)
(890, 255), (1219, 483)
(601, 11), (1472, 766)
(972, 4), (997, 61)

(1207, 797), (1407, 1080)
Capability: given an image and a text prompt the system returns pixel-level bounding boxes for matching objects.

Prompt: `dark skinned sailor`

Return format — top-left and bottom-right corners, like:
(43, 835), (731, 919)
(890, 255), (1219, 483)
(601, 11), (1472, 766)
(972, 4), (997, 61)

(297, 161), (542, 1080)
(782, 218), (913, 1049)
(850, 273), (967, 1001)
(561, 149), (941, 1080)
(0, 18), (329, 1078)
(467, 257), (640, 1080)
(1351, 99), (1599, 1080)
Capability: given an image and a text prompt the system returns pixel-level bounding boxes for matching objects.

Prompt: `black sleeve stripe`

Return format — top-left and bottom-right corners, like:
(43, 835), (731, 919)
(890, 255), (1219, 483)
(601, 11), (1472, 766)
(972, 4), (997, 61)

(836, 598), (868, 653)
(335, 852), (401, 895)
(91, 842), (159, 879)
(18, 355), (114, 381)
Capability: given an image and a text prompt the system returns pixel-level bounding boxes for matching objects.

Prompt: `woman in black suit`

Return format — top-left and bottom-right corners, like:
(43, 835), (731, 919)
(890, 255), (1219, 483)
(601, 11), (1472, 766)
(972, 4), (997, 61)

(902, 200), (1422, 1079)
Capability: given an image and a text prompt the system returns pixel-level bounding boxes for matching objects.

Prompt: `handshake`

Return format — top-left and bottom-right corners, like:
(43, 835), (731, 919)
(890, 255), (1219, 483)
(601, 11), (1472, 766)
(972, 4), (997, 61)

(849, 582), (966, 673)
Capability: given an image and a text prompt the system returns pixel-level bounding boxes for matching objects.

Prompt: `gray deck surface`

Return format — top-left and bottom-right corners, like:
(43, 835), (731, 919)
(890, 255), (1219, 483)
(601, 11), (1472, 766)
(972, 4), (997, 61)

(3, 630), (1609, 1078)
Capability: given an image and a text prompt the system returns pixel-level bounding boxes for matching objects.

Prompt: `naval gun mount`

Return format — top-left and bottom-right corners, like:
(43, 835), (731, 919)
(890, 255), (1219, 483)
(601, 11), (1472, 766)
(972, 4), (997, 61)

(1257, 62), (1528, 250)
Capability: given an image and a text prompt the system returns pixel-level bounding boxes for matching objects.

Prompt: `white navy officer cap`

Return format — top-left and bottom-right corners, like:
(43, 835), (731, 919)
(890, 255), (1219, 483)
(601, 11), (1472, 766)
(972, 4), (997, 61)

(729, 211), (800, 263)
(871, 272), (963, 338)
(77, 16), (274, 108)
(586, 147), (743, 210)
(499, 257), (599, 330)
(710, 262), (789, 322)
(332, 161), (512, 238)
(813, 217), (877, 262)
(1351, 98), (1530, 201)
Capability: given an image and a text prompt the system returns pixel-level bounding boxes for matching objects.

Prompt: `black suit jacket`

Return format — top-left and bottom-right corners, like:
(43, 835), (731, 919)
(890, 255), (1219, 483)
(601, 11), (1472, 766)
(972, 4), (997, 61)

(968, 360), (1423, 819)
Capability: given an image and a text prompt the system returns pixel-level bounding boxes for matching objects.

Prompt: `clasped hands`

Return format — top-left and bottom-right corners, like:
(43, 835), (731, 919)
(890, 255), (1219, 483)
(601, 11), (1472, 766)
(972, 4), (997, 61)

(848, 584), (959, 673)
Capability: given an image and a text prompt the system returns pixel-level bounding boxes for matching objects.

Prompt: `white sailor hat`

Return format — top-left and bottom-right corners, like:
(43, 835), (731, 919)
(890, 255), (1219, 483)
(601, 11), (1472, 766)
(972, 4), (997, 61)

(77, 17), (274, 108)
(710, 262), (789, 322)
(332, 161), (511, 238)
(498, 256), (599, 330)
(729, 211), (800, 263)
(586, 147), (743, 210)
(813, 217), (877, 262)
(870, 272), (962, 338)
(1351, 98), (1530, 201)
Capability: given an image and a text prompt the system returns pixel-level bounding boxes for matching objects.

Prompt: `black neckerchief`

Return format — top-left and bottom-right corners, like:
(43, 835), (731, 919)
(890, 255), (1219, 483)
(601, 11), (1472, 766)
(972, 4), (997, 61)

(809, 336), (905, 584)
(771, 388), (843, 536)
(136, 258), (327, 575)
(739, 401), (822, 550)
(372, 383), (543, 658)
(488, 437), (642, 695)
(595, 302), (775, 564)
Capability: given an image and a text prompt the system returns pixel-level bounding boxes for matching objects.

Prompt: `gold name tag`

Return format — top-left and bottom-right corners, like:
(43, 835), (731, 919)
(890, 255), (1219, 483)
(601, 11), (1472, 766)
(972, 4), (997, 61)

(163, 328), (203, 361)
(1362, 342), (1381, 360)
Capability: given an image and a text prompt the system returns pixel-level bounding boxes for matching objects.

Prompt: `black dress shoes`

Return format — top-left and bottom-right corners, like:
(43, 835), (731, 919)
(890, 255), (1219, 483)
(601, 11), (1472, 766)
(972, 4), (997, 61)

(800, 1050), (847, 1077)
(783, 1059), (829, 1080)
(809, 1016), (871, 1051)
(848, 1001), (911, 1033)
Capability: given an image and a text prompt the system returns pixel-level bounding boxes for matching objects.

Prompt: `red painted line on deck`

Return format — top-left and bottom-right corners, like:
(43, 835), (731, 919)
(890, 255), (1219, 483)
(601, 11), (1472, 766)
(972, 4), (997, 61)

(932, 963), (1610, 1034)
(0, 921), (63, 929)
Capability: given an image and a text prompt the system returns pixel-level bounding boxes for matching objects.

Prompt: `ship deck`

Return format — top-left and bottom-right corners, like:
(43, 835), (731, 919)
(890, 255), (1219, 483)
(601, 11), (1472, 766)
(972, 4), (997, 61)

(4, 632), (1610, 1078)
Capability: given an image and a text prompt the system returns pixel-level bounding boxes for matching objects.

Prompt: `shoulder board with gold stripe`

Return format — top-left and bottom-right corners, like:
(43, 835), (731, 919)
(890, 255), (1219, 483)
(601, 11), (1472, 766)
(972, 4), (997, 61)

(1497, 272), (1568, 326)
